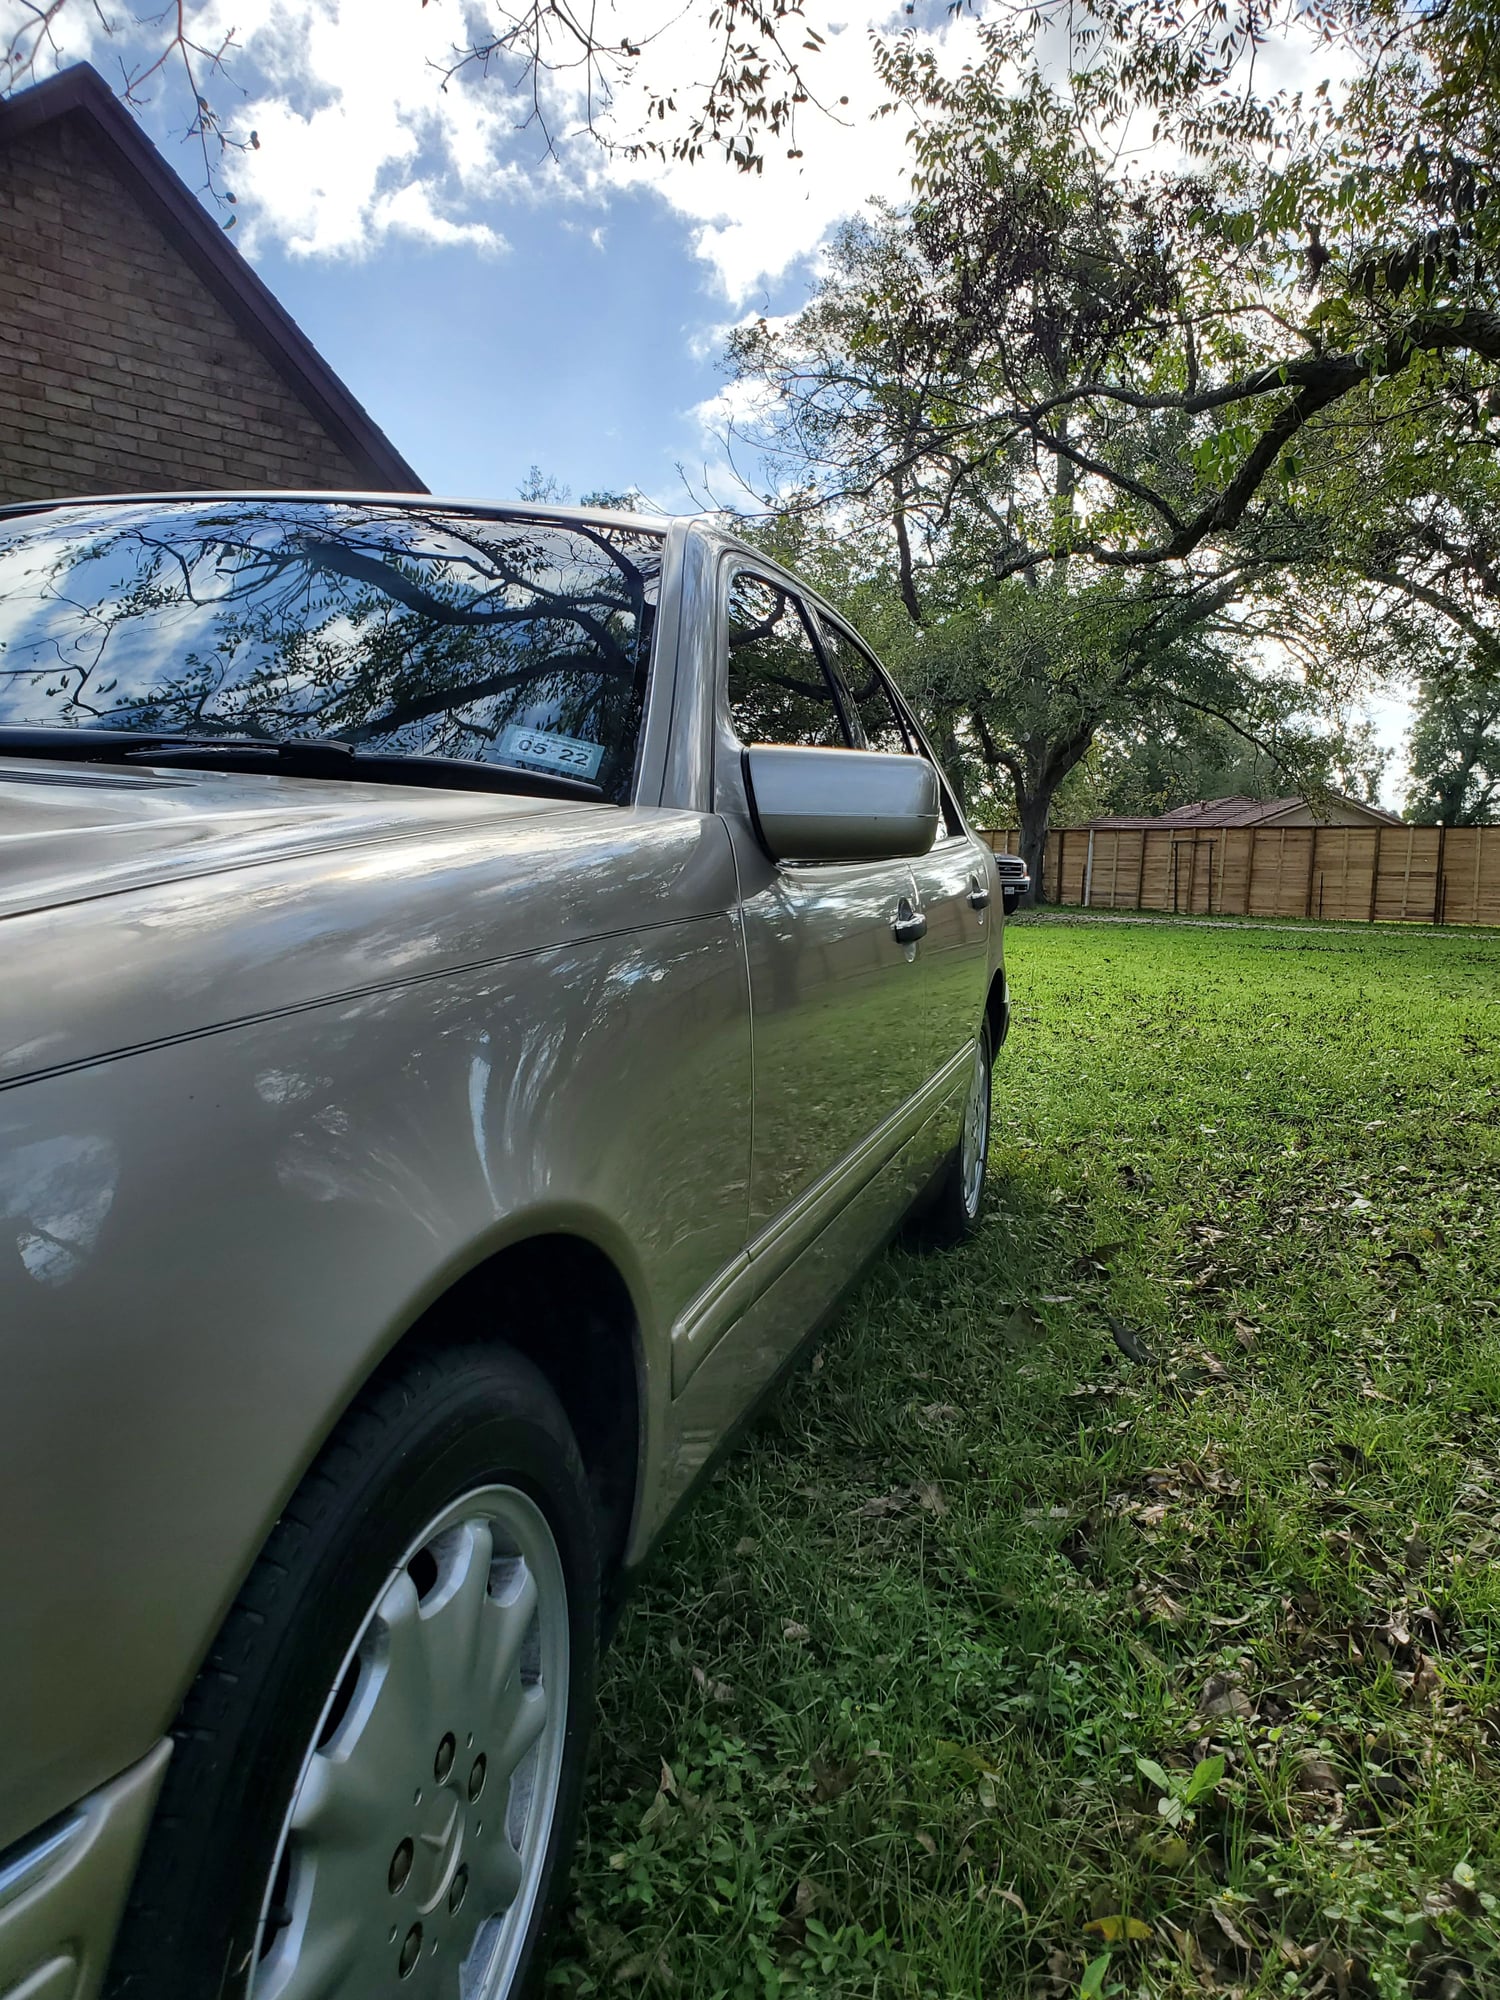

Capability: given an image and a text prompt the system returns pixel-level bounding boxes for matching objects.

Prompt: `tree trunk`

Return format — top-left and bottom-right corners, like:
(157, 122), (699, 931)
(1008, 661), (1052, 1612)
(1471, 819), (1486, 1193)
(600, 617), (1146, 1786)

(1017, 787), (1055, 904)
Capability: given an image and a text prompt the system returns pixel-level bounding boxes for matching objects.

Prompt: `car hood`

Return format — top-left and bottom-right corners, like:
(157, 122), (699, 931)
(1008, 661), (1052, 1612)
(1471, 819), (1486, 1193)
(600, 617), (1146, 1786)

(0, 757), (579, 919)
(0, 759), (733, 1090)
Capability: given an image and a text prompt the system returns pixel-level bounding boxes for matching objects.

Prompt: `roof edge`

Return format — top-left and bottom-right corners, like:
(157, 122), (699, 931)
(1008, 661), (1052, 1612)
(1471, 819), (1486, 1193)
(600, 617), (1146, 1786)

(0, 64), (426, 494)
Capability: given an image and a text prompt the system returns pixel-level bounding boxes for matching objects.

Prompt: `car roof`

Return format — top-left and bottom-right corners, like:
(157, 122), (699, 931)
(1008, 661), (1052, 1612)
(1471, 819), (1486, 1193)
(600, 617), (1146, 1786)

(0, 489), (682, 536)
(0, 489), (858, 635)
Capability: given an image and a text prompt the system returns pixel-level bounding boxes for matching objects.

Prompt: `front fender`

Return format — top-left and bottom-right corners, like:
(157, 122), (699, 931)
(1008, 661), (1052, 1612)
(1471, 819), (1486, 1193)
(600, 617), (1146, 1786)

(0, 905), (750, 1851)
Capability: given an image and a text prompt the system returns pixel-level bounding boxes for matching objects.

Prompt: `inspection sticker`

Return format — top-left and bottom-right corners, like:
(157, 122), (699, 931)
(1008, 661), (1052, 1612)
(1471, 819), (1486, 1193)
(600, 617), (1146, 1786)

(497, 724), (605, 781)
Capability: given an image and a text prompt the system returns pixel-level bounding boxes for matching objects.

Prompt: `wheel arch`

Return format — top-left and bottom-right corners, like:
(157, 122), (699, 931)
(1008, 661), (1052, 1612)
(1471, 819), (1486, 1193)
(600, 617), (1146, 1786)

(984, 966), (1010, 1053)
(383, 1231), (646, 1587)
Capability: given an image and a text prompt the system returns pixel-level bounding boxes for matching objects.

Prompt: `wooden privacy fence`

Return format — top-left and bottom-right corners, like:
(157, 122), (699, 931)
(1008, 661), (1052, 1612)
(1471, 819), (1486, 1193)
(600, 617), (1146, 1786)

(979, 823), (1500, 927)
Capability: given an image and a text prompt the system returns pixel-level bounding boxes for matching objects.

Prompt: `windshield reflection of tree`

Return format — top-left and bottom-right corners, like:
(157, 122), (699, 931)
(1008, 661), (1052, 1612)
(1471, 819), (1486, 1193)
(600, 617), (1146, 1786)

(0, 503), (661, 802)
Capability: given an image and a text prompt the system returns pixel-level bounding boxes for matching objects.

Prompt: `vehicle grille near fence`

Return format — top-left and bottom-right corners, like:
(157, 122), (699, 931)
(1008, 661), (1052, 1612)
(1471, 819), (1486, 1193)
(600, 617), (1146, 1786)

(979, 824), (1500, 927)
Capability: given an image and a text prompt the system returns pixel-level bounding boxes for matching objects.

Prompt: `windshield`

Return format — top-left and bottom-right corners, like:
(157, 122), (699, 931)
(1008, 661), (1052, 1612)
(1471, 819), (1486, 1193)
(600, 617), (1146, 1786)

(0, 500), (663, 802)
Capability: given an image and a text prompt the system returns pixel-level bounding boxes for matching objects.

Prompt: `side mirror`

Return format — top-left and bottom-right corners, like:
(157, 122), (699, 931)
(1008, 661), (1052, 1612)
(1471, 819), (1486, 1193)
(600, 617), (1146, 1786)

(743, 745), (940, 863)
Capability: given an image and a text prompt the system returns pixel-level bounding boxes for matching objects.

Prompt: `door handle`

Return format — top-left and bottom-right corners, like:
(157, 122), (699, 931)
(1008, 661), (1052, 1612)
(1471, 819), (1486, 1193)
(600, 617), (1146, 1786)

(967, 873), (991, 911)
(891, 899), (927, 945)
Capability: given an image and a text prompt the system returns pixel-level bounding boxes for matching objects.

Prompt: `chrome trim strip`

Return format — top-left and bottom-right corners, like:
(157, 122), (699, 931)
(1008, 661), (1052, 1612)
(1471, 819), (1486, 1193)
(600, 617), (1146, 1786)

(0, 1819), (82, 1916)
(671, 1041), (973, 1391)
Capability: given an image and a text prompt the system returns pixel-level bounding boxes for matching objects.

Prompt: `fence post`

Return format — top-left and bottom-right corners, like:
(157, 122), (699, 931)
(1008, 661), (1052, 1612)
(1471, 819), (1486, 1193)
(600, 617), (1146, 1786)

(1083, 829), (1096, 908)
(1303, 830), (1316, 919)
(1368, 829), (1381, 923)
(1434, 824), (1447, 924)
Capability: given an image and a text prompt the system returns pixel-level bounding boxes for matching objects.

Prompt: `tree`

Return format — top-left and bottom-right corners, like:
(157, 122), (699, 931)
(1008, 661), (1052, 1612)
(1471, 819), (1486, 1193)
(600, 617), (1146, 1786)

(1406, 656), (1500, 824)
(720, 78), (1348, 896)
(1050, 697), (1387, 826)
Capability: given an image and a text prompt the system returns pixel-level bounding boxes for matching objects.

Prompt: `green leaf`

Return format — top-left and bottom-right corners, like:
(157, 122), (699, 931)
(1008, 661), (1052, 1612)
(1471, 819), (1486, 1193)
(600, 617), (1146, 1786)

(1079, 1952), (1113, 2000)
(1135, 1756), (1171, 1792)
(1185, 1754), (1226, 1804)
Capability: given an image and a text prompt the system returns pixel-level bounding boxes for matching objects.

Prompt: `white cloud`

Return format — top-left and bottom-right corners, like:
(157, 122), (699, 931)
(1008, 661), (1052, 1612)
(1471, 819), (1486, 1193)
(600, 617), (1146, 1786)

(36, 0), (977, 288)
(178, 0), (529, 257)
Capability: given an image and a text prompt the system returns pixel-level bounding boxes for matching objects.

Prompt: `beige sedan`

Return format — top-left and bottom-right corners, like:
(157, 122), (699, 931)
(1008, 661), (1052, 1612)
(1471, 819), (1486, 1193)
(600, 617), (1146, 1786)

(0, 494), (1006, 2000)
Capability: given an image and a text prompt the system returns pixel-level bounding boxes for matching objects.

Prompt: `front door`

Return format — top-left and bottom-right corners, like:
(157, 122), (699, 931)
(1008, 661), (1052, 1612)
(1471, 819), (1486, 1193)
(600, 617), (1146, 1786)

(720, 569), (932, 1236)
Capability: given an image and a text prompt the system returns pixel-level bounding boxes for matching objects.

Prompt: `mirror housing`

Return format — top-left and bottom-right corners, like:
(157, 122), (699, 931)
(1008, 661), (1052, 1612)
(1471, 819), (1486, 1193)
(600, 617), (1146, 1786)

(743, 745), (940, 863)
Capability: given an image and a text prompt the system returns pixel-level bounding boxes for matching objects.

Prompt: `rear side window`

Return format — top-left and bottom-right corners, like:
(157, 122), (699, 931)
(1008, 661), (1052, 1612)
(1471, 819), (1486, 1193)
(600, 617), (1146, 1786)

(725, 573), (849, 749)
(815, 617), (912, 755)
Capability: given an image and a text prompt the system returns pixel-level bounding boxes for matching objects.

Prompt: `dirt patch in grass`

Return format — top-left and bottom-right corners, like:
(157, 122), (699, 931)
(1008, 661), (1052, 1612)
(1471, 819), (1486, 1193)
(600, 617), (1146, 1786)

(547, 923), (1500, 1999)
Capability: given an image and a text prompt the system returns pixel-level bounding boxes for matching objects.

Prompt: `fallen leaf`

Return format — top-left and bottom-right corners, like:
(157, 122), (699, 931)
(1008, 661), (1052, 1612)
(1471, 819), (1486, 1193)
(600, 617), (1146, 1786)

(998, 1304), (1045, 1347)
(1198, 1673), (1253, 1720)
(918, 1481), (949, 1516)
(1409, 1652), (1441, 1701)
(690, 1663), (734, 1703)
(733, 1536), (758, 1556)
(1208, 1900), (1255, 1952)
(1107, 1313), (1150, 1363)
(1294, 1753), (1340, 1794)
(918, 1402), (961, 1426)
(810, 1752), (858, 1802)
(1084, 1914), (1153, 1943)
(782, 1621), (810, 1643)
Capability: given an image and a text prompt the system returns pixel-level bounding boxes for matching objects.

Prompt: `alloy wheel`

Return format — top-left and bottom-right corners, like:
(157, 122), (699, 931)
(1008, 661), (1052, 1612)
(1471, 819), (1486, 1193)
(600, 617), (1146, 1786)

(959, 1033), (990, 1221)
(248, 1483), (569, 1999)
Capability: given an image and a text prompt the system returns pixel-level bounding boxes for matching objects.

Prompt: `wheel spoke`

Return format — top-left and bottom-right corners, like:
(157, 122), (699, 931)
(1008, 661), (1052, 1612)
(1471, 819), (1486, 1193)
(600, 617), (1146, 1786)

(467, 1822), (526, 1920)
(258, 1908), (366, 2000)
(290, 1574), (426, 1853)
(477, 1566), (539, 1712)
(493, 1683), (548, 1779)
(421, 1519), (495, 1714)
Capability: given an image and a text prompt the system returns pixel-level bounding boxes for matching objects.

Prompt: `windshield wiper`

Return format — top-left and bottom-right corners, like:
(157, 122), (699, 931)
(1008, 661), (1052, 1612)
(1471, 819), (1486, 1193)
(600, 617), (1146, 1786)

(0, 728), (605, 802)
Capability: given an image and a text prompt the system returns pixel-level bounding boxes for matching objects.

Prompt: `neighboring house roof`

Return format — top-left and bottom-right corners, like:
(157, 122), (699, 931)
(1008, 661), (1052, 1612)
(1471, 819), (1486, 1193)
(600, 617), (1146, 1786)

(1077, 793), (1402, 832)
(0, 64), (425, 493)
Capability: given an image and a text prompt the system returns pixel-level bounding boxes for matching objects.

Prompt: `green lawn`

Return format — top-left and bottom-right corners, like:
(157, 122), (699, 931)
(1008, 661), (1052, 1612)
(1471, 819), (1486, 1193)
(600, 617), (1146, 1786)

(548, 920), (1500, 2000)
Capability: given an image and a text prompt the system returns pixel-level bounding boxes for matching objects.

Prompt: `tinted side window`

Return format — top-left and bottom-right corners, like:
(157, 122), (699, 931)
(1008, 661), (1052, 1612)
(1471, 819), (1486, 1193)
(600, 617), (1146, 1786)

(726, 574), (849, 748)
(816, 618), (911, 755)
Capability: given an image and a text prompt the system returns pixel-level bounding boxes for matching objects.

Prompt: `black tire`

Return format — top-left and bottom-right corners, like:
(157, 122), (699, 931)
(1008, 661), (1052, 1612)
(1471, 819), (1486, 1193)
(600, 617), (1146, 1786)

(105, 1343), (600, 2000)
(916, 1018), (993, 1248)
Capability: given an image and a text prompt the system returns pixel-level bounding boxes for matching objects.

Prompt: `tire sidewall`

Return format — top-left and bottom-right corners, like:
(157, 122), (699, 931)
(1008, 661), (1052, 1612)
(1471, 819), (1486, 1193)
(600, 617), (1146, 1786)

(963, 1018), (993, 1224)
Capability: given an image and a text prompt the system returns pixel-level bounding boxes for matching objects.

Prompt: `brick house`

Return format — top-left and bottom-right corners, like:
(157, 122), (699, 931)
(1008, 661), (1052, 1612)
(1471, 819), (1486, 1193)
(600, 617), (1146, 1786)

(0, 63), (423, 503)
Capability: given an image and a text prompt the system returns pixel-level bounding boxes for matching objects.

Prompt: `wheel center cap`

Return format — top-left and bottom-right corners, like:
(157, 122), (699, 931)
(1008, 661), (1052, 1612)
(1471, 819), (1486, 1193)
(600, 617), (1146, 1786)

(412, 1791), (465, 1915)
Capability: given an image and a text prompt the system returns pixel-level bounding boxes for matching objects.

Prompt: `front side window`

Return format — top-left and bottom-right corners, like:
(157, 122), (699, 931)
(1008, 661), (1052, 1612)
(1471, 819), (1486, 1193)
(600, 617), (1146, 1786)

(0, 501), (663, 801)
(725, 572), (848, 749)
(815, 617), (912, 755)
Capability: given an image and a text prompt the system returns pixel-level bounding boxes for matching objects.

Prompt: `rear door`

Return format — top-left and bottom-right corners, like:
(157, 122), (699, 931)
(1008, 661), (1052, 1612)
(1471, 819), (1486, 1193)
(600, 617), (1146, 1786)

(814, 614), (991, 1079)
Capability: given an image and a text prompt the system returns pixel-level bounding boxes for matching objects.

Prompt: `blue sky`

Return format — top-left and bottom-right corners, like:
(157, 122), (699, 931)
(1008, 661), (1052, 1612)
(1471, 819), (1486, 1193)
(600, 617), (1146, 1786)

(251, 193), (735, 507)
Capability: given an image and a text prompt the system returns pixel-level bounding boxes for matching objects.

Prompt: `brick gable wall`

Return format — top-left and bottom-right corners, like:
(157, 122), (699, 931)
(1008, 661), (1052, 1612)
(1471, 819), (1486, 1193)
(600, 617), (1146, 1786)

(0, 113), (367, 502)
